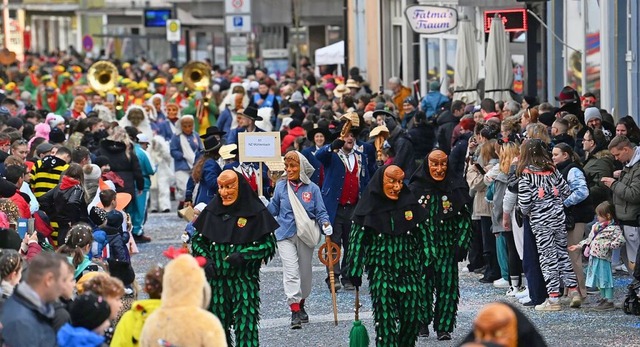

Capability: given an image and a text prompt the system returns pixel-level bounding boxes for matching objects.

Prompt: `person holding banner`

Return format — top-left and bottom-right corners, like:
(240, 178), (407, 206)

(264, 151), (331, 329)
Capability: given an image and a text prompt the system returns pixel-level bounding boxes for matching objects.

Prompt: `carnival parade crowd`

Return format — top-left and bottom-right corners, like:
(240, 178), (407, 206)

(0, 51), (637, 346)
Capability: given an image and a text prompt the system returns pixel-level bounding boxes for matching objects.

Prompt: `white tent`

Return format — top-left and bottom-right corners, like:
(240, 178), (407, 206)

(314, 41), (344, 75)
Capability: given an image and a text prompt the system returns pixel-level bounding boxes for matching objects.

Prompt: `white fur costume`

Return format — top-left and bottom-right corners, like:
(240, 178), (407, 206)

(119, 105), (154, 140)
(148, 134), (173, 212)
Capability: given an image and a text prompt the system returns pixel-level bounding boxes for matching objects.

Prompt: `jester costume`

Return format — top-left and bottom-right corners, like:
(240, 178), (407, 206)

(408, 150), (472, 340)
(22, 72), (39, 96)
(191, 170), (278, 347)
(37, 90), (67, 116)
(346, 165), (432, 347)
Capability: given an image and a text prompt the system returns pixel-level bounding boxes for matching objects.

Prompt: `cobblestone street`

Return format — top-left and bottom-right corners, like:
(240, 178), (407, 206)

(134, 211), (640, 347)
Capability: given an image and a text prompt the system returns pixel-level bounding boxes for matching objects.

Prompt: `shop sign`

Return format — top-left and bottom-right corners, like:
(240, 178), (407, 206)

(484, 9), (528, 33)
(405, 5), (458, 35)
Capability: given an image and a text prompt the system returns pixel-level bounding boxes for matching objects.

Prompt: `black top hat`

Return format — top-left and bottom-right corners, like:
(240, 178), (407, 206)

(372, 109), (397, 121)
(306, 126), (331, 142)
(200, 126), (227, 139)
(555, 86), (579, 103)
(203, 136), (222, 153)
(238, 106), (263, 121)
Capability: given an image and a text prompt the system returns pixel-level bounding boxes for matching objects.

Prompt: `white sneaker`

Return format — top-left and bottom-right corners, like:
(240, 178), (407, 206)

(493, 278), (510, 288)
(535, 298), (561, 311)
(614, 263), (629, 273)
(519, 296), (531, 304)
(515, 287), (529, 299)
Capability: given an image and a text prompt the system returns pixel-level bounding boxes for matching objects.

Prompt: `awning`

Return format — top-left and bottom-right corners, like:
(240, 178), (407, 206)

(315, 40), (344, 66)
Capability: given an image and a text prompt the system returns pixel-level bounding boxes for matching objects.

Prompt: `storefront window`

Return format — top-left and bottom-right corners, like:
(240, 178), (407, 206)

(446, 39), (456, 89)
(565, 0), (584, 93)
(585, 0), (601, 98)
(426, 38), (441, 80)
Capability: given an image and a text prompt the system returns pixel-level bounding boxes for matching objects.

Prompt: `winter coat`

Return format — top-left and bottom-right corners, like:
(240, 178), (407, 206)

(170, 132), (203, 172)
(387, 127), (415, 177)
(551, 133), (575, 148)
(583, 148), (615, 206)
(38, 176), (89, 234)
(1, 283), (57, 347)
(134, 144), (155, 191)
(611, 146), (640, 224)
(420, 91), (448, 119)
(57, 323), (106, 347)
(467, 158), (497, 218)
(485, 165), (509, 233)
(577, 222), (625, 262)
(194, 159), (222, 205)
(95, 140), (144, 198)
(558, 162), (594, 223)
(30, 155), (69, 198)
(81, 130), (108, 154)
(449, 132), (472, 181)
(435, 110), (459, 154)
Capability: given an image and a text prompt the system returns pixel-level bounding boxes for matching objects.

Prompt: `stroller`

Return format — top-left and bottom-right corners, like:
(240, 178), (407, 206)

(623, 280), (640, 315)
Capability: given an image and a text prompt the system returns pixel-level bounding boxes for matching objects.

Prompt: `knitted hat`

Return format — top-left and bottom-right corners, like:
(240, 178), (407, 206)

(459, 117), (476, 132)
(106, 210), (124, 229)
(69, 293), (111, 331)
(5, 117), (23, 130)
(429, 81), (440, 91)
(538, 112), (556, 127)
(584, 107), (602, 124)
(47, 114), (65, 129)
(49, 128), (65, 144)
(84, 164), (102, 181)
(89, 206), (107, 227)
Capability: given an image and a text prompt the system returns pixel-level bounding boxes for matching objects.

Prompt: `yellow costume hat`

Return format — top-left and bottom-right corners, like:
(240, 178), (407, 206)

(41, 74), (53, 82)
(128, 81), (139, 90)
(120, 78), (132, 86)
(154, 77), (167, 85)
(144, 92), (153, 99)
(71, 65), (82, 73)
(171, 75), (183, 84)
(122, 62), (131, 69)
(4, 82), (16, 92)
(53, 65), (65, 73)
(137, 81), (149, 90)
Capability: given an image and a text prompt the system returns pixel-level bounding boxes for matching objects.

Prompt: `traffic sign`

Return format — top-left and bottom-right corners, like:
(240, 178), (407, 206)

(82, 35), (93, 51)
(225, 15), (251, 33)
(225, 0), (251, 13)
(166, 19), (181, 42)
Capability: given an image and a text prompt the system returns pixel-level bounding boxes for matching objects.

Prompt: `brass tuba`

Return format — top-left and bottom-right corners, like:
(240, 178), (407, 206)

(87, 61), (118, 94)
(183, 61), (210, 91)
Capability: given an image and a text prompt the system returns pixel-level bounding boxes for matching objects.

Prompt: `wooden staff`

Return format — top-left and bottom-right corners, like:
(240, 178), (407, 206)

(318, 235), (341, 325)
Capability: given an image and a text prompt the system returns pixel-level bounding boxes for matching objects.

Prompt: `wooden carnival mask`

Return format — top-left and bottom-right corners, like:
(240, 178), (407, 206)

(382, 165), (404, 200)
(284, 151), (301, 181)
(428, 150), (448, 182)
(128, 109), (145, 127)
(472, 303), (518, 347)
(218, 170), (239, 206)
(180, 117), (194, 135)
(73, 97), (86, 113)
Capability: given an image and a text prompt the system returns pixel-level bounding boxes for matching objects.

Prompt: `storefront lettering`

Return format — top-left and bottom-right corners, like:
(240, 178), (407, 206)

(405, 5), (458, 34)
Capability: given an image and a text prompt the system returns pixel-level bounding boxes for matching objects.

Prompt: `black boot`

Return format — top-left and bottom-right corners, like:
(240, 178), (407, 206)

(418, 324), (429, 337)
(436, 331), (451, 341)
(291, 311), (302, 329)
(299, 301), (309, 323)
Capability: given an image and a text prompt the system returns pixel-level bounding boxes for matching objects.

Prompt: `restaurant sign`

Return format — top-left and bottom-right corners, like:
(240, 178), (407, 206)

(405, 5), (458, 35)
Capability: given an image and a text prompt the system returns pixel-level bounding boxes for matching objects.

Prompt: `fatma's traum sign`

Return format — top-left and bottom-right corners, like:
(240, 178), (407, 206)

(405, 5), (458, 34)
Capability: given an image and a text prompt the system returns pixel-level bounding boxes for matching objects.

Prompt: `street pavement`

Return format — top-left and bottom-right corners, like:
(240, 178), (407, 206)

(134, 211), (640, 347)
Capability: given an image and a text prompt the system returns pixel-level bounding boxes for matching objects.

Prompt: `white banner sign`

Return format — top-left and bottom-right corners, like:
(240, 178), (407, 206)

(405, 5), (458, 34)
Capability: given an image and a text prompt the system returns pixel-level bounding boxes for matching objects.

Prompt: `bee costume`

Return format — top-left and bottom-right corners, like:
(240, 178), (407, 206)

(191, 170), (278, 347)
(346, 165), (433, 347)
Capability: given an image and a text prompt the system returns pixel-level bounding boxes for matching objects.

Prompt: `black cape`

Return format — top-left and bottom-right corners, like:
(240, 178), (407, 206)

(352, 164), (427, 236)
(193, 171), (279, 244)
(408, 154), (471, 220)
(458, 302), (548, 347)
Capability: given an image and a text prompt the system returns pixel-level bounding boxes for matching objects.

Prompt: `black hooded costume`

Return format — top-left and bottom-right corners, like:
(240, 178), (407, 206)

(191, 171), (278, 347)
(408, 154), (473, 338)
(346, 165), (433, 347)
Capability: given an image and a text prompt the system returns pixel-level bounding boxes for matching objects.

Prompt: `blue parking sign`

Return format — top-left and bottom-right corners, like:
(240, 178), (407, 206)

(233, 16), (243, 27)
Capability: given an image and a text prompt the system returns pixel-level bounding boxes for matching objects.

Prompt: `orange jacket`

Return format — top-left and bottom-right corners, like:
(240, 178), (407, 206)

(393, 86), (412, 120)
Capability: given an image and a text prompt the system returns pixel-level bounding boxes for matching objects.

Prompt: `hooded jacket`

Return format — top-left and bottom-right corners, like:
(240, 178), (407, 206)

(583, 147), (615, 206)
(1, 282), (57, 347)
(435, 110), (459, 154)
(611, 146), (640, 224)
(111, 299), (161, 346)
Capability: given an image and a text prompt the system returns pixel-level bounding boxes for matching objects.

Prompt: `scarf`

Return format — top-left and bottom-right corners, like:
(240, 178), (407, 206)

(180, 133), (196, 169)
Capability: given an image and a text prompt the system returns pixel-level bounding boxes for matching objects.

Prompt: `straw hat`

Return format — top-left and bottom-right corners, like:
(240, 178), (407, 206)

(219, 144), (238, 160)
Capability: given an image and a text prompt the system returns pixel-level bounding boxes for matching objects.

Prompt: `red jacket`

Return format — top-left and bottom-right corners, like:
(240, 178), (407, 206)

(10, 191), (30, 219)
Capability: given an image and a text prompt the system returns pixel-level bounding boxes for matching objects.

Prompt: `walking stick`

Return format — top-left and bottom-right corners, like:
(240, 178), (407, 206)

(318, 235), (341, 325)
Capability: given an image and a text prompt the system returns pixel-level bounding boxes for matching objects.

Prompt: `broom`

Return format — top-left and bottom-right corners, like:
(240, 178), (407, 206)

(349, 288), (369, 347)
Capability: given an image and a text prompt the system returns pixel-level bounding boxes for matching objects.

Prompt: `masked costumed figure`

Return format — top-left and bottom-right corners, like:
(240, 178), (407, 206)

(458, 302), (547, 347)
(346, 164), (432, 347)
(165, 102), (181, 125)
(408, 149), (473, 341)
(58, 72), (75, 105)
(23, 65), (40, 96)
(67, 96), (87, 120)
(148, 94), (175, 141)
(119, 105), (154, 141)
(191, 170), (278, 347)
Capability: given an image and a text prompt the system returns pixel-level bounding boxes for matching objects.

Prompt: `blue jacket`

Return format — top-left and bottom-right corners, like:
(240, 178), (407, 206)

(151, 118), (174, 142)
(194, 159), (222, 205)
(267, 180), (330, 241)
(216, 108), (233, 137)
(253, 93), (275, 108)
(134, 144), (155, 190)
(226, 126), (266, 146)
(300, 146), (323, 186)
(315, 145), (371, 223)
(421, 91), (448, 118)
(57, 323), (105, 347)
(170, 132), (203, 172)
(1, 283), (57, 347)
